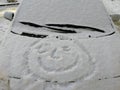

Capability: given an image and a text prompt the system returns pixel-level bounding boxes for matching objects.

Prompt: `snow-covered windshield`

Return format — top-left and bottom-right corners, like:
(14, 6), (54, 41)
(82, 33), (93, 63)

(11, 0), (115, 36)
(19, 21), (105, 33)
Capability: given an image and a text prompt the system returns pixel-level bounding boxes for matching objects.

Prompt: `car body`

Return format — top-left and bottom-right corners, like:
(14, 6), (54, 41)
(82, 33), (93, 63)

(0, 0), (120, 90)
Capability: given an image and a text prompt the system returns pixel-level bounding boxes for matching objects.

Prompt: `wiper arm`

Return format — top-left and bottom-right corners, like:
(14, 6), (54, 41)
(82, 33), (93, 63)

(46, 24), (105, 33)
(20, 22), (76, 33)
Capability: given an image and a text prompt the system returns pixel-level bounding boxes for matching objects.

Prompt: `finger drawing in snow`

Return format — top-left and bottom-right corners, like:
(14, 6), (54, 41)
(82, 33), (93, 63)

(27, 38), (95, 83)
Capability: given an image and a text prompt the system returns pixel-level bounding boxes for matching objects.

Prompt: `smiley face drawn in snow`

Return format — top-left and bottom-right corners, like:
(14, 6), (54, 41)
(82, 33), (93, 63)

(27, 38), (95, 83)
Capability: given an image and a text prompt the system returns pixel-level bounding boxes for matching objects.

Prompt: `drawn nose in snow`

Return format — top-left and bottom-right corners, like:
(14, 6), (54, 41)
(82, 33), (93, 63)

(50, 48), (61, 60)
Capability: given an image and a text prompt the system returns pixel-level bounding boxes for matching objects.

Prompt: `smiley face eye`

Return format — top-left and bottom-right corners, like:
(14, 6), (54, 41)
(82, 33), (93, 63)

(38, 49), (47, 54)
(37, 43), (50, 54)
(62, 46), (71, 52)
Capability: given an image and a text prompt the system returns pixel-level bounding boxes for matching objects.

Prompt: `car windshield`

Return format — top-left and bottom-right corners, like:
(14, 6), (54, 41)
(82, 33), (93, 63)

(11, 0), (115, 37)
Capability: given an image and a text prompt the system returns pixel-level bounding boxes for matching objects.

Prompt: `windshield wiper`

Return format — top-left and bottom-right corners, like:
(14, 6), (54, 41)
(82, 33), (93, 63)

(11, 30), (48, 38)
(46, 24), (105, 33)
(20, 22), (76, 33)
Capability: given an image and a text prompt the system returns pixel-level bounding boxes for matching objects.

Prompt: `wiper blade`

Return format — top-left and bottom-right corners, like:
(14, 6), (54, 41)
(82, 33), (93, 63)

(46, 24), (105, 33)
(20, 22), (43, 28)
(46, 26), (76, 33)
(11, 31), (48, 38)
(21, 32), (48, 38)
(20, 22), (76, 33)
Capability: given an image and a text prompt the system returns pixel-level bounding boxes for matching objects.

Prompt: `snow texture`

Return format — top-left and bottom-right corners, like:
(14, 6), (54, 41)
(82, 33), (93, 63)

(0, 0), (120, 90)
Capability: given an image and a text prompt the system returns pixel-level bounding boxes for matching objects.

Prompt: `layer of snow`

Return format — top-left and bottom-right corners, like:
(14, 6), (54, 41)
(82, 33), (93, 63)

(0, 0), (120, 40)
(15, 0), (114, 33)
(0, 0), (120, 90)
(1, 28), (120, 90)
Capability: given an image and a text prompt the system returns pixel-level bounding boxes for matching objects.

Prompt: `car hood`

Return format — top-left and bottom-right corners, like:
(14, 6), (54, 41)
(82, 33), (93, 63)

(0, 32), (120, 82)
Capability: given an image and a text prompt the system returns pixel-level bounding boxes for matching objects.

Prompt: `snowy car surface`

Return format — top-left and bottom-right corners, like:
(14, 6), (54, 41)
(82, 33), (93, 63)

(0, 0), (120, 90)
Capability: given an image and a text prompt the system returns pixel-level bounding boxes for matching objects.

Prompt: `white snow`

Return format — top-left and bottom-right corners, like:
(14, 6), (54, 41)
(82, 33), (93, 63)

(14, 0), (114, 33)
(28, 38), (94, 83)
(0, 0), (120, 90)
